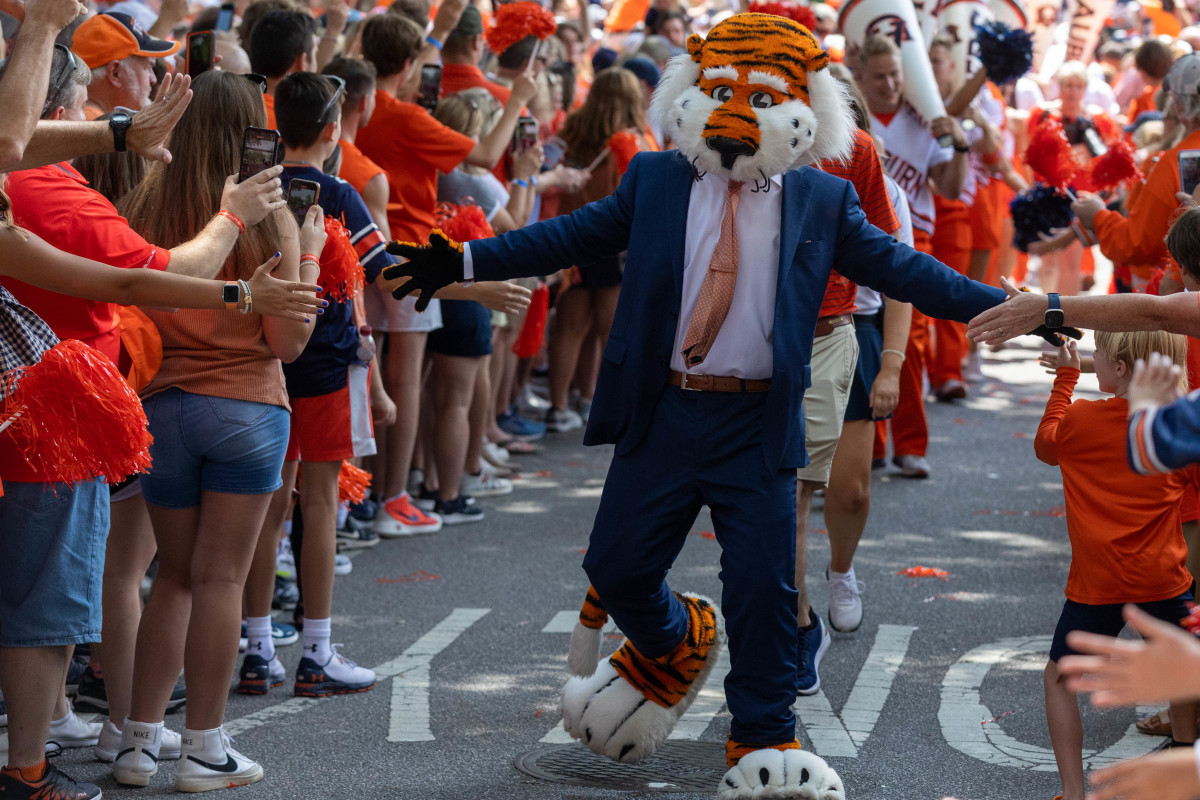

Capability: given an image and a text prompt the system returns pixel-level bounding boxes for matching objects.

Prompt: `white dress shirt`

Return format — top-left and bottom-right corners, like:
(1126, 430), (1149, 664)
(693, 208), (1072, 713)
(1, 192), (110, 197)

(670, 172), (782, 381)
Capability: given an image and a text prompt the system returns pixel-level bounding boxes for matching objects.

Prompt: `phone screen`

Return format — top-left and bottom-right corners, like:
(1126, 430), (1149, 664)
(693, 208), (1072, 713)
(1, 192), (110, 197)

(216, 3), (235, 31)
(542, 137), (566, 169)
(187, 32), (213, 77)
(239, 127), (280, 183)
(417, 64), (442, 113)
(513, 117), (538, 153)
(287, 180), (320, 225)
(1181, 150), (1200, 197)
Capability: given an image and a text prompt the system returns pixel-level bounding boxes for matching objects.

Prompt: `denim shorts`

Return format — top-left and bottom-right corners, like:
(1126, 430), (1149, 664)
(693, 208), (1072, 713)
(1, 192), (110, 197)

(140, 388), (289, 508)
(1049, 589), (1196, 662)
(0, 478), (108, 646)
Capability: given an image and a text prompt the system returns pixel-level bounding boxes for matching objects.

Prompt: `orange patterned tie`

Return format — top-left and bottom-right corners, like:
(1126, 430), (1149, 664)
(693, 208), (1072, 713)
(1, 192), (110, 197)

(680, 179), (744, 368)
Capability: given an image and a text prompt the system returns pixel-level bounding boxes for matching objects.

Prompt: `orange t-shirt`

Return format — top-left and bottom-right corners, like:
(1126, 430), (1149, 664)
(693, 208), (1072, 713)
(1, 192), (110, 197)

(816, 127), (901, 317)
(356, 90), (476, 243)
(1034, 368), (1196, 604)
(604, 0), (649, 32)
(1126, 84), (1158, 123)
(337, 138), (385, 198)
(263, 92), (276, 130)
(440, 63), (511, 105)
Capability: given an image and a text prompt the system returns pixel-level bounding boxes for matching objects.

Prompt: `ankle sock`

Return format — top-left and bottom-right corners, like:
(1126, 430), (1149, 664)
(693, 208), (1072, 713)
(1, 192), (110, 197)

(302, 617), (332, 663)
(9, 760), (48, 782)
(245, 616), (275, 661)
(828, 566), (854, 581)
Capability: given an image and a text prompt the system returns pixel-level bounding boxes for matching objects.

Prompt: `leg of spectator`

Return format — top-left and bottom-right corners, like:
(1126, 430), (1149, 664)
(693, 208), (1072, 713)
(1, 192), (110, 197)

(487, 326), (514, 441)
(245, 465), (297, 622)
(99, 494), (159, 726)
(1044, 659), (1085, 800)
(1058, 241), (1084, 297)
(825, 420), (874, 573)
(1170, 699), (1197, 745)
(382, 331), (429, 500)
(548, 288), (592, 411)
(183, 492), (274, 731)
(432, 353), (479, 502)
(298, 462), (341, 622)
(0, 645), (69, 767)
(465, 357), (492, 475)
(581, 286), (620, 401)
(129, 505), (200, 724)
(892, 313), (930, 460)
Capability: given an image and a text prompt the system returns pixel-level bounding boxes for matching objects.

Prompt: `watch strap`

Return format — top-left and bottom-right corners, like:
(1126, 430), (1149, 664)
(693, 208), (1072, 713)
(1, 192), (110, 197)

(110, 114), (131, 152)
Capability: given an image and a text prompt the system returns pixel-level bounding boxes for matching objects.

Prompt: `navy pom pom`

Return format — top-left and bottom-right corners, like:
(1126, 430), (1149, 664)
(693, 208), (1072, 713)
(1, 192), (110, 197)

(1011, 184), (1074, 253)
(974, 20), (1033, 85)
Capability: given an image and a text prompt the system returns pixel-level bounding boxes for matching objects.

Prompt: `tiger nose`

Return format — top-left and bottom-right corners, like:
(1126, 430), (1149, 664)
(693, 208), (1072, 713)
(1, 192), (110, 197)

(706, 136), (756, 169)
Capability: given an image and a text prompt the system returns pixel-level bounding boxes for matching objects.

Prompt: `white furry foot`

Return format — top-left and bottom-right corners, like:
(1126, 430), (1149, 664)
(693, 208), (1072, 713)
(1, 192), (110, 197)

(717, 749), (845, 800)
(568, 620), (603, 677)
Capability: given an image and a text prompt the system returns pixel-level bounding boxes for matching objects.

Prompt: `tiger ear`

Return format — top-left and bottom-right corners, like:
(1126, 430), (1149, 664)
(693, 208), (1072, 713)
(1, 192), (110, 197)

(803, 47), (830, 73)
(686, 33), (704, 62)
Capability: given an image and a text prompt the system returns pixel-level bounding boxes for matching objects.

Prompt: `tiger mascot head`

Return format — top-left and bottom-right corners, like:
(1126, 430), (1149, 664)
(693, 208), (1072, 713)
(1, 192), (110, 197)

(650, 13), (856, 186)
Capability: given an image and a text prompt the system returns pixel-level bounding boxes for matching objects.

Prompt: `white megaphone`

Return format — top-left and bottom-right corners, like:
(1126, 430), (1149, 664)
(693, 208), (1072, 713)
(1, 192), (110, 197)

(989, 0), (1028, 28)
(937, 0), (995, 88)
(839, 0), (954, 146)
(911, 0), (940, 48)
(1029, 0), (1073, 73)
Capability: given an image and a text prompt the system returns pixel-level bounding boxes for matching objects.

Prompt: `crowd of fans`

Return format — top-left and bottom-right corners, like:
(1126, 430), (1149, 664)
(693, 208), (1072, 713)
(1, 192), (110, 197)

(6, 0), (1200, 797)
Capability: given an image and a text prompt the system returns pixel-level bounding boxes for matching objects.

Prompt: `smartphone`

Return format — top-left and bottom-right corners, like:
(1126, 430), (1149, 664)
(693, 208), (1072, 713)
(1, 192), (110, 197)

(542, 136), (566, 169)
(216, 2), (235, 32)
(238, 126), (281, 183)
(1181, 150), (1200, 197)
(512, 116), (538, 153)
(186, 31), (214, 78)
(416, 63), (442, 113)
(286, 179), (321, 226)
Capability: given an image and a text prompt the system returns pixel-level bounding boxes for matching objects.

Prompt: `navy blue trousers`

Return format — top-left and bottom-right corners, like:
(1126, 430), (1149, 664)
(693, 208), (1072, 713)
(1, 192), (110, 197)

(582, 385), (799, 745)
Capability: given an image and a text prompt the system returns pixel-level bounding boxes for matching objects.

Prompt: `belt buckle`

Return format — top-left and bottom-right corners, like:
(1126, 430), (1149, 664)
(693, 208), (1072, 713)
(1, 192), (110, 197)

(680, 372), (700, 391)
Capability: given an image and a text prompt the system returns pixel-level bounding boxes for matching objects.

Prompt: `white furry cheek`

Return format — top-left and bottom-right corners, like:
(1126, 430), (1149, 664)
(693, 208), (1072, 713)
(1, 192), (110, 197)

(732, 101), (818, 181)
(670, 88), (724, 176)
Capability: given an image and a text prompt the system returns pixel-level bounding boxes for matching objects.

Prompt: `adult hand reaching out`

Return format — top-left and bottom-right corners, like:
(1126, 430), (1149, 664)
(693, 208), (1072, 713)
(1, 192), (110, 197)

(126, 73), (193, 163)
(464, 281), (532, 315)
(966, 276), (1084, 346)
(245, 252), (327, 321)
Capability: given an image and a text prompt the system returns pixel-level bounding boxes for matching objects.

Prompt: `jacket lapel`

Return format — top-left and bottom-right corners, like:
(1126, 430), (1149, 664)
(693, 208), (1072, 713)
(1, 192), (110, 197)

(666, 153), (694, 301)
(777, 167), (816, 294)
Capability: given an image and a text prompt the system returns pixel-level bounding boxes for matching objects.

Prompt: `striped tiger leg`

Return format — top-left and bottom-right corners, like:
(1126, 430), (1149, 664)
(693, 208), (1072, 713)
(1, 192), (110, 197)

(560, 593), (723, 764)
(718, 744), (844, 799)
(568, 585), (609, 677)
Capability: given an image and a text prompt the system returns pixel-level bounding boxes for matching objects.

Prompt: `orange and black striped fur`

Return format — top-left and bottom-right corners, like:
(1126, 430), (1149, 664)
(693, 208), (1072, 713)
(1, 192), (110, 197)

(607, 594), (718, 708)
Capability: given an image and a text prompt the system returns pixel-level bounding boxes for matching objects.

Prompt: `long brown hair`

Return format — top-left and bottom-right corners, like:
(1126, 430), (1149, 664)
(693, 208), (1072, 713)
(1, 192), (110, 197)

(557, 68), (648, 167)
(120, 71), (285, 280)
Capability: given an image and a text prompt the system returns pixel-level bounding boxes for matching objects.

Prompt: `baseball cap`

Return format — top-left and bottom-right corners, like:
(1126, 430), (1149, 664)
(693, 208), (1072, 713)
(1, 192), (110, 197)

(1166, 52), (1200, 97)
(623, 56), (660, 87)
(452, 6), (483, 37)
(71, 11), (181, 70)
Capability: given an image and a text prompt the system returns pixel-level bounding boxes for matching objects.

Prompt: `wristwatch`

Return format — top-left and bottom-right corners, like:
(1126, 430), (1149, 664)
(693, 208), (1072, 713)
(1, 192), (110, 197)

(109, 110), (133, 153)
(222, 281), (242, 311)
(1044, 292), (1064, 330)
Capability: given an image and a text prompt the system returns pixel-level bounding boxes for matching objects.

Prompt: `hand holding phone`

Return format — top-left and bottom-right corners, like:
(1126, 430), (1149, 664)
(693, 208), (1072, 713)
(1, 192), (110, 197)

(287, 179), (321, 226)
(417, 63), (442, 113)
(1180, 149), (1200, 197)
(239, 126), (281, 183)
(512, 116), (538, 153)
(187, 31), (214, 77)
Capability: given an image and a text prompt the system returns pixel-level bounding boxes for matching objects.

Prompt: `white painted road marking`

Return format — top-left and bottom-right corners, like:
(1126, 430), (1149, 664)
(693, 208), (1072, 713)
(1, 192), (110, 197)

(541, 610), (617, 634)
(938, 636), (1159, 770)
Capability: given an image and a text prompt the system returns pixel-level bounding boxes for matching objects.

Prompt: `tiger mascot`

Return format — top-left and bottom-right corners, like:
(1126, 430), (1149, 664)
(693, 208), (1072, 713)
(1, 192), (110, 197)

(384, 12), (872, 799)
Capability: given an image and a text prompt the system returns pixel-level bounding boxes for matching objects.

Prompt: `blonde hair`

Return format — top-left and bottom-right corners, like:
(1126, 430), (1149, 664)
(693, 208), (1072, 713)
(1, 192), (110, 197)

(434, 88), (502, 175)
(857, 34), (900, 68)
(1055, 60), (1089, 86)
(1094, 329), (1190, 392)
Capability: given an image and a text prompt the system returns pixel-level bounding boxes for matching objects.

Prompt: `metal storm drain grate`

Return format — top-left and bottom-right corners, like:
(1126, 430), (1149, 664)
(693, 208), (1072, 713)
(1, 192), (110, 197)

(514, 741), (726, 792)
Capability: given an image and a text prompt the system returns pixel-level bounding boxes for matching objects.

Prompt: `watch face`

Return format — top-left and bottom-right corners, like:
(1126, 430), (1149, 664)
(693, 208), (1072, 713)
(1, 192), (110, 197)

(110, 112), (132, 126)
(222, 284), (240, 304)
(1045, 309), (1066, 329)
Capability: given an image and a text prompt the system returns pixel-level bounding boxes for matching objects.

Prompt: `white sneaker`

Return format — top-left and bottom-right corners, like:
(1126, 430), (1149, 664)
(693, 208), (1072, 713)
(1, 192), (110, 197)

(334, 553), (352, 576)
(483, 441), (511, 464)
(406, 468), (424, 498)
(519, 384), (552, 413)
(461, 465), (513, 498)
(275, 537), (295, 581)
(962, 351), (985, 383)
(96, 720), (181, 762)
(295, 645), (377, 696)
(895, 455), (931, 479)
(175, 727), (263, 792)
(826, 567), (865, 633)
(112, 719), (165, 786)
(546, 406), (583, 432)
(46, 710), (101, 749)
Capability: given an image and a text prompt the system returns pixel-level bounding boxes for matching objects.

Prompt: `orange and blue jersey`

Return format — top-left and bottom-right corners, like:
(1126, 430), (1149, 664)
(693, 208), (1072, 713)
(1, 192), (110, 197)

(1129, 389), (1200, 475)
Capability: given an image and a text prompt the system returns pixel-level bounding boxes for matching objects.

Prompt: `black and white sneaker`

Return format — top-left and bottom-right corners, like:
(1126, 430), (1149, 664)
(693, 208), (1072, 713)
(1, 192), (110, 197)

(434, 496), (483, 525)
(336, 515), (379, 549)
(175, 727), (262, 792)
(72, 665), (107, 712)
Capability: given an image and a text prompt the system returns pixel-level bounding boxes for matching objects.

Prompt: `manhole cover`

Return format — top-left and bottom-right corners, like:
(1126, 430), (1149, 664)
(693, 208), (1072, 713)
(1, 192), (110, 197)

(514, 741), (726, 792)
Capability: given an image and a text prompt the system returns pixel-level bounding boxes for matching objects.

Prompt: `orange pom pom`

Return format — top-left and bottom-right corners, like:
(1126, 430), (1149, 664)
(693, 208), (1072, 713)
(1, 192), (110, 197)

(1086, 138), (1144, 193)
(338, 460), (372, 505)
(319, 216), (366, 302)
(485, 1), (556, 55)
(608, 131), (640, 175)
(434, 202), (495, 243)
(1026, 119), (1077, 191)
(512, 282), (548, 358)
(2, 340), (153, 484)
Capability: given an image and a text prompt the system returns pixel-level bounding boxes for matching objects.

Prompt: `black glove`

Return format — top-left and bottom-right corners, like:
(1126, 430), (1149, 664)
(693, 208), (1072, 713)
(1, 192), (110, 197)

(1028, 324), (1084, 348)
(383, 229), (466, 312)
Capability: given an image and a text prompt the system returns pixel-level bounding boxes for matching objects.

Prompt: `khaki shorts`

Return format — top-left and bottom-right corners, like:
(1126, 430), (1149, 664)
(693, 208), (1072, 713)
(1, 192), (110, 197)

(795, 322), (859, 485)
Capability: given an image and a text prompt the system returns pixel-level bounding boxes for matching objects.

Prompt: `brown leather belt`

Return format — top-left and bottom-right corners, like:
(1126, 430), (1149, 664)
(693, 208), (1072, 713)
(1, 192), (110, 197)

(668, 370), (771, 393)
(814, 314), (853, 337)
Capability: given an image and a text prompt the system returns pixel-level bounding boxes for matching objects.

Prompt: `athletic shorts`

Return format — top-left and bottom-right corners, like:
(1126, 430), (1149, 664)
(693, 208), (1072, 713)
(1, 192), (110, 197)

(576, 254), (624, 290)
(427, 300), (493, 358)
(1049, 589), (1195, 662)
(363, 282), (442, 333)
(140, 388), (289, 508)
(969, 180), (1002, 252)
(845, 312), (885, 422)
(285, 364), (376, 463)
(0, 478), (108, 646)
(796, 322), (858, 485)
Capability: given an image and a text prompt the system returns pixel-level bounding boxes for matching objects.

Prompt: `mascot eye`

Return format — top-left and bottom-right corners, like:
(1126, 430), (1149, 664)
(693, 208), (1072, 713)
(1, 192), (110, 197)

(749, 92), (775, 109)
(711, 85), (734, 102)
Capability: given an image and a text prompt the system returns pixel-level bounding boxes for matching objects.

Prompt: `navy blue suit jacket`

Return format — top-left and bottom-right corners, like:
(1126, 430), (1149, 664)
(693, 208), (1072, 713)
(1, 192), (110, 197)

(471, 151), (1006, 471)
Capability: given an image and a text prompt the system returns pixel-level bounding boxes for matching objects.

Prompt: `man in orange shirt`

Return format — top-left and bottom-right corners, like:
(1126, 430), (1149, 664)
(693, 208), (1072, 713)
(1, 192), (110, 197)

(323, 56), (390, 239)
(439, 6), (511, 105)
(248, 9), (318, 128)
(71, 12), (179, 120)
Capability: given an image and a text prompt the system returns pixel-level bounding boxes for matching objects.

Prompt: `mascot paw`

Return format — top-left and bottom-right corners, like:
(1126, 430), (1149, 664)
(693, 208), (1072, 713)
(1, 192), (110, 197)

(718, 749), (844, 800)
(561, 593), (721, 763)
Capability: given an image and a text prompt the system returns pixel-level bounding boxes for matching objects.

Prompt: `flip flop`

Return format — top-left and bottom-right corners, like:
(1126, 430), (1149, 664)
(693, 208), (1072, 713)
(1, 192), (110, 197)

(1136, 709), (1172, 736)
(501, 439), (541, 455)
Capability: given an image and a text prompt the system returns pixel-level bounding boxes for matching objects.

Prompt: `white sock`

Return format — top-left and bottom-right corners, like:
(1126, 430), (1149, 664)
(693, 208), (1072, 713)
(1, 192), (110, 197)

(302, 617), (332, 663)
(245, 616), (275, 661)
(336, 502), (349, 529)
(828, 566), (854, 581)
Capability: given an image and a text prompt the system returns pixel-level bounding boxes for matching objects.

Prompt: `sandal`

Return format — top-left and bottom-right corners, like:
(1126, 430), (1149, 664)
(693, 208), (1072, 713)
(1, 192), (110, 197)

(500, 439), (541, 455)
(1136, 709), (1172, 736)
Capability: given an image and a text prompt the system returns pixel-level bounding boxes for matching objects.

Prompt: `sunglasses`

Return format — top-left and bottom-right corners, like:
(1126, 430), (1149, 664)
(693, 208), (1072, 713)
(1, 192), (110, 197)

(319, 74), (345, 124)
(243, 72), (268, 94)
(42, 43), (81, 117)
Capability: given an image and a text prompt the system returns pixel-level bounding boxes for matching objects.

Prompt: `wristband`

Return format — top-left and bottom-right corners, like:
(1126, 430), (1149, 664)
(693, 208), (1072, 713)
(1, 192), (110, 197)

(953, 143), (970, 153)
(238, 278), (252, 315)
(530, 174), (539, 188)
(218, 210), (245, 234)
(881, 348), (906, 362)
(512, 179), (529, 188)
(425, 35), (443, 51)
(301, 253), (320, 264)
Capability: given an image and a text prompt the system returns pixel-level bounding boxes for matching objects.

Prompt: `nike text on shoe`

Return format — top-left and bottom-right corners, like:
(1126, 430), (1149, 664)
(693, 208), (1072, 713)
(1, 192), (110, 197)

(175, 728), (262, 793)
(111, 719), (164, 787)
(96, 721), (181, 763)
(293, 645), (377, 697)
(796, 612), (831, 697)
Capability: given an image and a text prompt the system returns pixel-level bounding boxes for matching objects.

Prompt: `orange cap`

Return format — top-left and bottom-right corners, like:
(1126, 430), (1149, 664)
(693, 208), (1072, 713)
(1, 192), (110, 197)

(71, 12), (180, 70)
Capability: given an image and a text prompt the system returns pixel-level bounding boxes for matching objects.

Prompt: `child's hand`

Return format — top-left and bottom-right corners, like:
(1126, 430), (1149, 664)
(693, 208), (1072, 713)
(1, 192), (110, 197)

(1129, 352), (1183, 415)
(1084, 747), (1200, 800)
(1054, 341), (1080, 371)
(1039, 351), (1093, 374)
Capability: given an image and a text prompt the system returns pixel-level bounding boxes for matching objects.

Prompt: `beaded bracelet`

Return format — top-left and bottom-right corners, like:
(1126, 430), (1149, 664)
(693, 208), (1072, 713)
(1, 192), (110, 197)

(881, 348), (906, 362)
(300, 253), (320, 264)
(218, 210), (245, 234)
(237, 279), (253, 315)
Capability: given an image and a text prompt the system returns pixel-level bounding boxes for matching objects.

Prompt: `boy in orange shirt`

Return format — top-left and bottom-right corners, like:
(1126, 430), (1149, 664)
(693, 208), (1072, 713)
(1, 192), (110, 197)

(1036, 330), (1198, 800)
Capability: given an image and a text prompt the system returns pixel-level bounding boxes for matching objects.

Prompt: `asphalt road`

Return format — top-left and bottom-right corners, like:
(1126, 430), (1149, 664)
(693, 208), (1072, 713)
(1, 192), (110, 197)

(6, 333), (1168, 800)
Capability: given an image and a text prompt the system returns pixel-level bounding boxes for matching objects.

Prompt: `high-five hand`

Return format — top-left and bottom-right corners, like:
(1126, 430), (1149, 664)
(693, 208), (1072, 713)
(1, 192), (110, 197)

(383, 231), (466, 312)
